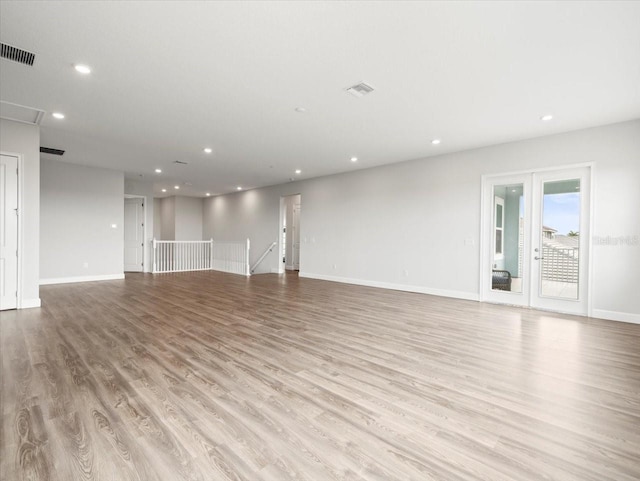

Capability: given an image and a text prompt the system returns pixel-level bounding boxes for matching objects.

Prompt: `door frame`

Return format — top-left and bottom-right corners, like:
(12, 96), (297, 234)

(479, 162), (595, 317)
(278, 193), (302, 274)
(292, 201), (301, 271)
(1, 151), (24, 308)
(124, 194), (147, 272)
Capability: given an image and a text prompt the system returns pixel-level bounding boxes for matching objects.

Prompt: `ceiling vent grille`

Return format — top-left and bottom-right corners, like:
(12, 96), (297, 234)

(345, 82), (375, 98)
(173, 160), (188, 165)
(40, 147), (65, 156)
(1, 43), (36, 66)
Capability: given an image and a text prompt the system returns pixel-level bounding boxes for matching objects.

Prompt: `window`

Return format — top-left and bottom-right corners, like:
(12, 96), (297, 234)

(494, 196), (504, 259)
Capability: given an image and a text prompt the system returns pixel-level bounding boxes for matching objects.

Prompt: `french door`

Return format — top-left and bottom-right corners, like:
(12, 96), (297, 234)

(481, 166), (591, 316)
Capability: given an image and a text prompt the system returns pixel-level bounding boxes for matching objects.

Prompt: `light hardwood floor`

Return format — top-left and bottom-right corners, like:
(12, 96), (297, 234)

(1, 271), (639, 481)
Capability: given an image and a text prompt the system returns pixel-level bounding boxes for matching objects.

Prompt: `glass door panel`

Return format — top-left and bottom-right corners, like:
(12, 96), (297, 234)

(530, 167), (590, 315)
(491, 183), (524, 294)
(539, 179), (581, 300)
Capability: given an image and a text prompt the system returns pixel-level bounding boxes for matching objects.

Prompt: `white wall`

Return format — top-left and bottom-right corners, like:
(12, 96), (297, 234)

(160, 196), (175, 240)
(0, 119), (40, 307)
(124, 179), (154, 272)
(203, 188), (279, 273)
(175, 196), (203, 240)
(156, 196), (204, 241)
(203, 120), (640, 323)
(153, 198), (162, 239)
(40, 159), (124, 283)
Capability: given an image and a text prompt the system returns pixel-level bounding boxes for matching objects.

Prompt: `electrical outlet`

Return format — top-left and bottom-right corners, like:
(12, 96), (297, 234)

(333, 264), (337, 270)
(83, 262), (89, 268)
(403, 269), (409, 277)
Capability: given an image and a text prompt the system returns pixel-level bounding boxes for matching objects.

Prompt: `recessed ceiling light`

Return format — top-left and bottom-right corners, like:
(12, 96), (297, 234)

(541, 114), (553, 121)
(295, 169), (301, 174)
(155, 168), (162, 173)
(161, 188), (167, 192)
(350, 157), (358, 162)
(203, 147), (212, 154)
(237, 186), (242, 191)
(174, 185), (180, 189)
(512, 189), (516, 192)
(431, 139), (441, 145)
(52, 112), (65, 119)
(295, 107), (307, 113)
(206, 192), (211, 196)
(74, 64), (91, 74)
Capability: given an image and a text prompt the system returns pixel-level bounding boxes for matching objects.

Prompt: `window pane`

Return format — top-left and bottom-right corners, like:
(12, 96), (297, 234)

(491, 184), (523, 293)
(540, 179), (580, 299)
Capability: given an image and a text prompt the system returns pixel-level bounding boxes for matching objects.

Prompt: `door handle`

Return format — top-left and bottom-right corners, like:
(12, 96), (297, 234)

(534, 256), (544, 260)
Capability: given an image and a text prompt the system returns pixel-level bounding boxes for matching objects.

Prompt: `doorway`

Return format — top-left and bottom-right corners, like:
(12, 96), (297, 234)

(1, 154), (19, 310)
(281, 194), (301, 272)
(481, 165), (592, 315)
(124, 196), (145, 272)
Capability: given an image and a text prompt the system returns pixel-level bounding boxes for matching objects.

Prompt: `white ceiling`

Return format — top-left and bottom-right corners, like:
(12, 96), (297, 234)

(1, 1), (639, 197)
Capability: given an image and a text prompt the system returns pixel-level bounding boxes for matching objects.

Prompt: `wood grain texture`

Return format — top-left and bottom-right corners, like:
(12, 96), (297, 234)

(1, 271), (639, 480)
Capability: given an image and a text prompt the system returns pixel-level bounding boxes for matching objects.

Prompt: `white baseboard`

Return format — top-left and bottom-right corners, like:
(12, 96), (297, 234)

(298, 272), (479, 302)
(20, 298), (41, 309)
(40, 274), (125, 286)
(591, 309), (640, 325)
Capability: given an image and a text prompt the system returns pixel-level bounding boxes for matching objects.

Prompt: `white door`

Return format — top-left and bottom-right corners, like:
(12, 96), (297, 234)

(0, 154), (19, 310)
(530, 167), (590, 314)
(482, 166), (591, 316)
(482, 173), (531, 308)
(124, 198), (144, 272)
(292, 203), (301, 270)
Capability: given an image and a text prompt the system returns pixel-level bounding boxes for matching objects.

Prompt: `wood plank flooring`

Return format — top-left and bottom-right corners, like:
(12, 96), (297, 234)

(1, 271), (639, 480)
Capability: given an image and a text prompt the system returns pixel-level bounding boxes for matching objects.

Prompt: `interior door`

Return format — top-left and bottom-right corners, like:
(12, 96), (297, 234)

(292, 203), (301, 270)
(530, 167), (590, 315)
(482, 166), (591, 316)
(0, 154), (19, 310)
(124, 197), (144, 272)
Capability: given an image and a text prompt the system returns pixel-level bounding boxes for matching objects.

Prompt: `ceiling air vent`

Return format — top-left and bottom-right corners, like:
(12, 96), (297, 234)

(1, 43), (36, 66)
(40, 147), (65, 156)
(173, 160), (188, 165)
(345, 81), (375, 98)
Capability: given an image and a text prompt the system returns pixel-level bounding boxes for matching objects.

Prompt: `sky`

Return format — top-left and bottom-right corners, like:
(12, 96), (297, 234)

(543, 192), (580, 235)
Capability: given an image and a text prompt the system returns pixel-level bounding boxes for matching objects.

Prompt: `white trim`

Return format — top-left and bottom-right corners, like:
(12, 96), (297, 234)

(299, 272), (479, 301)
(481, 161), (595, 179)
(591, 309), (640, 325)
(40, 274), (125, 285)
(586, 163), (596, 317)
(270, 267), (282, 274)
(20, 298), (41, 308)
